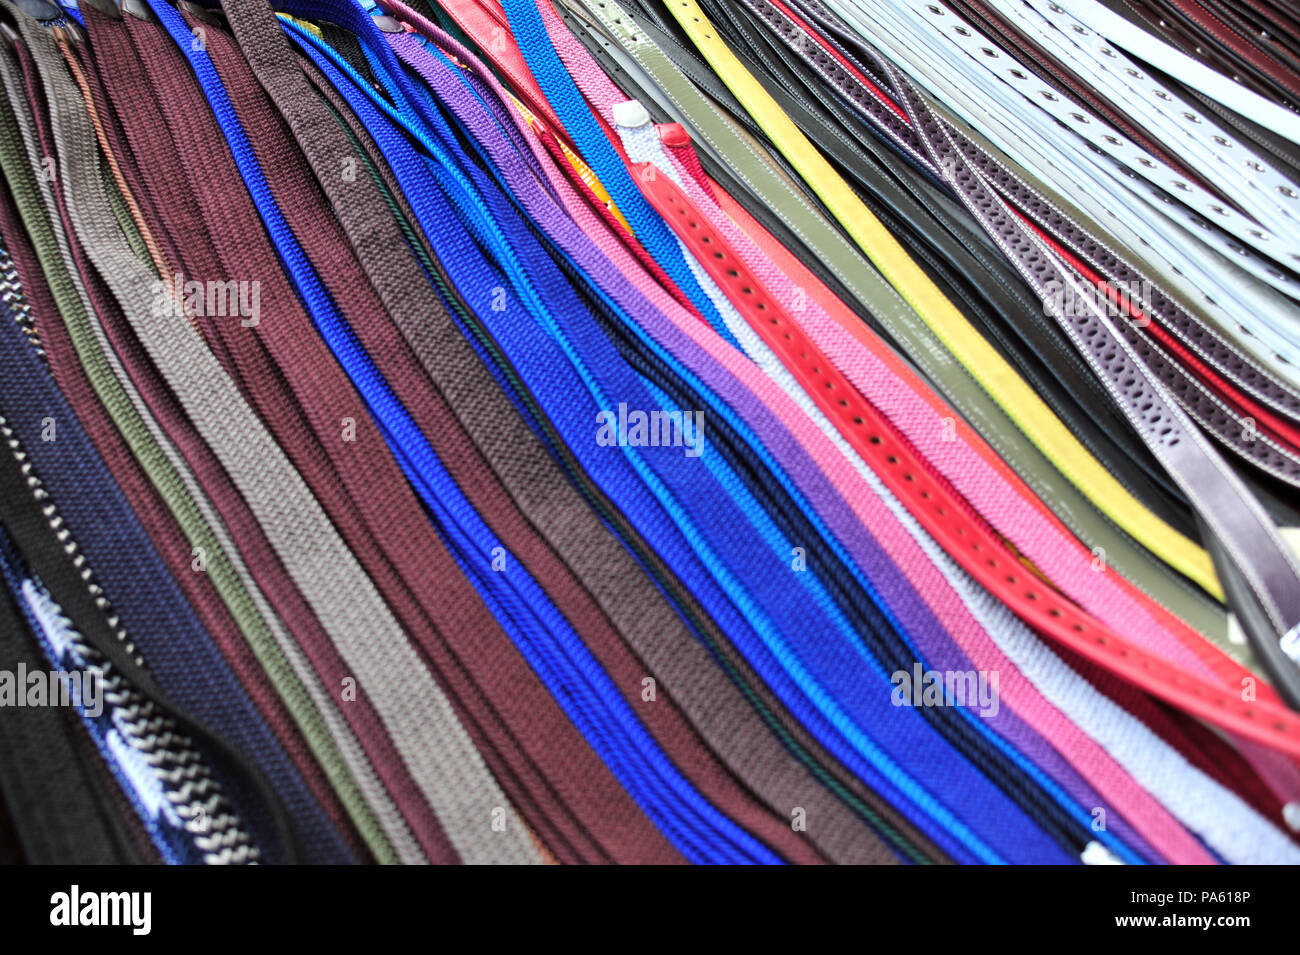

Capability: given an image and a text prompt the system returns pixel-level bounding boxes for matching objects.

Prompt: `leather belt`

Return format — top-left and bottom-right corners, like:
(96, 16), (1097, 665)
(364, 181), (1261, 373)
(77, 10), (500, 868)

(763, 0), (1300, 499)
(737, 0), (1300, 698)
(658, 0), (1235, 598)
(745, 0), (1300, 516)
(1107, 0), (1300, 106)
(652, 0), (1206, 535)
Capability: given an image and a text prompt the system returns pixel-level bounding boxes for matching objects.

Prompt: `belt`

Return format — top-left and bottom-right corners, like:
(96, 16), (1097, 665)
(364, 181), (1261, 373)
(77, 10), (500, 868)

(947, 0), (1224, 196)
(224, 0), (826, 867)
(0, 514), (148, 863)
(660, 0), (1207, 537)
(1108, 0), (1300, 106)
(164, 0), (677, 865)
(376, 23), (945, 864)
(566, 0), (1300, 764)
(658, 0), (1231, 597)
(579, 0), (1268, 712)
(66, 5), (414, 863)
(655, 156), (1285, 861)
(977, 0), (1300, 270)
(572, 0), (1238, 662)
(271, 7), (792, 864)
(748, 0), (1300, 506)
(101, 0), (501, 864)
(624, 115), (1207, 860)
(0, 368), (292, 863)
(573, 9), (1172, 859)
(823, 0), (1300, 388)
(891, 65), (1300, 707)
(623, 94), (1300, 767)
(1048, 0), (1300, 143)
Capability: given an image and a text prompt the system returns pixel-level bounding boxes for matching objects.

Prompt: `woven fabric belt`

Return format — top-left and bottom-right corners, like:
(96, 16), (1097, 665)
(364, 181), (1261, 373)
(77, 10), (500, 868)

(569, 0), (1239, 664)
(287, 7), (1009, 860)
(54, 6), (415, 863)
(546, 0), (1300, 764)
(215, 0), (790, 867)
